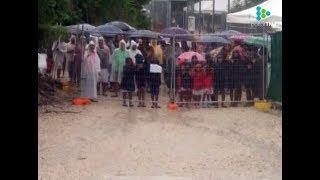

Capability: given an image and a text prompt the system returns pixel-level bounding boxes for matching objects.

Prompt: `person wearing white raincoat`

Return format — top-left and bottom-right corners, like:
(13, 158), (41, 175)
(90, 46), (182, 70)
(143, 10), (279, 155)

(129, 40), (142, 64)
(51, 38), (67, 79)
(80, 41), (101, 102)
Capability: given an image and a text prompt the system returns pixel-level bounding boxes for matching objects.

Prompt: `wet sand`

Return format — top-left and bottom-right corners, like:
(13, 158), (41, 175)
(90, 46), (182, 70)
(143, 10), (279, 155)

(39, 94), (282, 180)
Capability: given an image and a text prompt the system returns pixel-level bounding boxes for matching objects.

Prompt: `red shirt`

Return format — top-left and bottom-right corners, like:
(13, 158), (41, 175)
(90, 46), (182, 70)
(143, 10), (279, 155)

(191, 71), (205, 90)
(204, 73), (213, 89)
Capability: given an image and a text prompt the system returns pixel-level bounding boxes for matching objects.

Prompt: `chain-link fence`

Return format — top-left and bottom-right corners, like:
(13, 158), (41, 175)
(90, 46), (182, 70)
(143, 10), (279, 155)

(39, 30), (271, 108)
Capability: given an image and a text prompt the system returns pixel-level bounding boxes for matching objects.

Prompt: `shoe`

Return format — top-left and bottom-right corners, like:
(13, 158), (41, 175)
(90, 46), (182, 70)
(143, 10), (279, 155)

(141, 103), (146, 107)
(122, 103), (128, 107)
(91, 99), (98, 102)
(137, 103), (142, 107)
(102, 93), (108, 96)
(129, 104), (134, 107)
(156, 105), (161, 108)
(111, 94), (118, 97)
(151, 104), (155, 108)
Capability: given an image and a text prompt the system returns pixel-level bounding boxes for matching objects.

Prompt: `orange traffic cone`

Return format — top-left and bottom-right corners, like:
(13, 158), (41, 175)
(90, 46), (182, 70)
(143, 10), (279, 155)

(168, 101), (178, 110)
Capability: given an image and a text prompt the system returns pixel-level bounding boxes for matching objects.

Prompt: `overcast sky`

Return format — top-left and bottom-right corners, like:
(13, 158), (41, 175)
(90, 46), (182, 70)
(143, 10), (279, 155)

(215, 0), (229, 11)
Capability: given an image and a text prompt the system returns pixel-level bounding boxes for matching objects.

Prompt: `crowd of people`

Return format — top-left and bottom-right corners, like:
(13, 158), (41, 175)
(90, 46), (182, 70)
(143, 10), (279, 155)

(40, 33), (266, 108)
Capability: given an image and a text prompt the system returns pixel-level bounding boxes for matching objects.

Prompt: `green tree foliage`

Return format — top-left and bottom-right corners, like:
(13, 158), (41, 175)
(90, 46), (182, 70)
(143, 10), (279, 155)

(230, 0), (265, 13)
(230, 0), (243, 12)
(38, 0), (151, 48)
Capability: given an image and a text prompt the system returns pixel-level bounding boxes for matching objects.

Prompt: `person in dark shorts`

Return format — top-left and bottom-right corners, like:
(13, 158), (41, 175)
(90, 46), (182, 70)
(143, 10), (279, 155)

(245, 54), (255, 106)
(120, 57), (135, 107)
(230, 51), (243, 107)
(212, 54), (229, 108)
(179, 63), (192, 108)
(149, 59), (161, 108)
(135, 54), (148, 107)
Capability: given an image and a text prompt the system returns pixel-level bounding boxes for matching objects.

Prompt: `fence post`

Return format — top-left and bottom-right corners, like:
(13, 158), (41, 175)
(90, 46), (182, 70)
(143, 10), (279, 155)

(262, 26), (265, 100)
(173, 35), (176, 102)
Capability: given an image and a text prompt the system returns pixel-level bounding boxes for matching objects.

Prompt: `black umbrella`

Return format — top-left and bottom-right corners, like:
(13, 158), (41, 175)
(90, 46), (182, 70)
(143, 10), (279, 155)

(106, 21), (136, 32)
(160, 27), (193, 40)
(129, 30), (159, 38)
(66, 24), (96, 34)
(94, 24), (123, 37)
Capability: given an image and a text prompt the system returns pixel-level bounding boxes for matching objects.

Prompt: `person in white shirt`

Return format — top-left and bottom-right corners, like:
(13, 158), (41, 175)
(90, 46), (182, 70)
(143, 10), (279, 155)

(129, 40), (142, 64)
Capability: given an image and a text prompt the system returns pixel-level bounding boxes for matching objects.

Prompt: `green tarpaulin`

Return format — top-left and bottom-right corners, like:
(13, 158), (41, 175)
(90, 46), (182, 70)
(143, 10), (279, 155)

(267, 32), (282, 102)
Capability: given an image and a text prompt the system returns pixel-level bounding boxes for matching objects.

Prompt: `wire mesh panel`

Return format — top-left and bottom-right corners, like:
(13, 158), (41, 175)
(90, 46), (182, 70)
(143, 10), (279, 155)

(165, 33), (269, 108)
(41, 29), (270, 109)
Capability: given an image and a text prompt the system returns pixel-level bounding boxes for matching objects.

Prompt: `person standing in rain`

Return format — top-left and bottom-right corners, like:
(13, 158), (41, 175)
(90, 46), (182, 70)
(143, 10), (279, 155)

(150, 39), (163, 66)
(96, 37), (110, 96)
(181, 41), (190, 52)
(110, 40), (130, 97)
(51, 37), (67, 79)
(129, 40), (142, 64)
(139, 37), (149, 58)
(66, 36), (76, 83)
(73, 36), (84, 86)
(80, 41), (101, 102)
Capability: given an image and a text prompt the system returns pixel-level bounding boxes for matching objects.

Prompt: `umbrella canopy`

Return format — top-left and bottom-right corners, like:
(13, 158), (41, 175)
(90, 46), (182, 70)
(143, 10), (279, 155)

(105, 21), (136, 32)
(244, 36), (269, 46)
(129, 30), (159, 38)
(229, 34), (249, 43)
(244, 36), (271, 54)
(177, 51), (205, 66)
(66, 24), (96, 34)
(160, 27), (193, 40)
(215, 30), (244, 38)
(94, 24), (123, 37)
(195, 34), (231, 44)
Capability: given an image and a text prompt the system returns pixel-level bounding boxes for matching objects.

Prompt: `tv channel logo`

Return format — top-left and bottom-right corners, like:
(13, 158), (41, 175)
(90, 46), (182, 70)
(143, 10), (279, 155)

(256, 6), (271, 21)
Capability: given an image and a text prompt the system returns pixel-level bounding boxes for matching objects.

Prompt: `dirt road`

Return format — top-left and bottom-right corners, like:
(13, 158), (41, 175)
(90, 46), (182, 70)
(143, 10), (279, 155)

(38, 97), (281, 180)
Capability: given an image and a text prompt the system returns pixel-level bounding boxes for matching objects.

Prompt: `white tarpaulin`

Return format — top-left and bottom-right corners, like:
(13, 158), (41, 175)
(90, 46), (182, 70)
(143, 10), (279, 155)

(227, 0), (282, 30)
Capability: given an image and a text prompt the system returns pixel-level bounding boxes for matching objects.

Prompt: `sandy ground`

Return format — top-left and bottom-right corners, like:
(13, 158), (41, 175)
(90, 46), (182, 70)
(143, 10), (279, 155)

(38, 88), (282, 180)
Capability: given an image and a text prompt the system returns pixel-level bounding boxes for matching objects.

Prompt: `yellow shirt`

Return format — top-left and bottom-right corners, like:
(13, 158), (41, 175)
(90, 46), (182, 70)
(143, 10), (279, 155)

(151, 45), (163, 65)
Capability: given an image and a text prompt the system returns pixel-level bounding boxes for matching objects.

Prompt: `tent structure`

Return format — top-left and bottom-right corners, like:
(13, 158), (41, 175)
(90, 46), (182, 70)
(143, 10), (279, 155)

(227, 0), (282, 31)
(267, 31), (282, 102)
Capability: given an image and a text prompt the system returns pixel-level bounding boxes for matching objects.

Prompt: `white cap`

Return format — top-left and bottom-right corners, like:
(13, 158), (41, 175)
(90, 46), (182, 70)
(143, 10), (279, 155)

(131, 40), (138, 47)
(89, 41), (95, 46)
